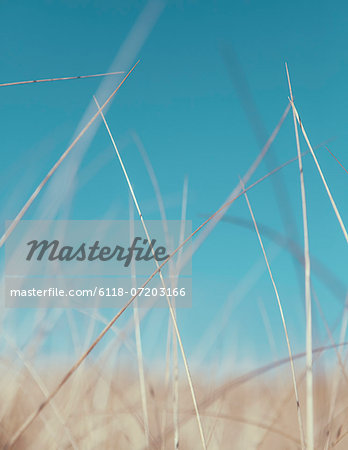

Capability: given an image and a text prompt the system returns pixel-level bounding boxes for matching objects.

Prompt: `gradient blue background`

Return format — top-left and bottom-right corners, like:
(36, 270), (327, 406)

(0, 0), (347, 373)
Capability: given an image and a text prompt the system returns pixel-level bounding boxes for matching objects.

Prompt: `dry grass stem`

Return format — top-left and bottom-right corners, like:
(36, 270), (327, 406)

(93, 95), (207, 449)
(286, 62), (314, 450)
(241, 178), (305, 450)
(0, 71), (124, 88)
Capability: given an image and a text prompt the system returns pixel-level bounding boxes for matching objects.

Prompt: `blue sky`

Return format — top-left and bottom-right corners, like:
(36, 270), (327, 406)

(0, 0), (347, 372)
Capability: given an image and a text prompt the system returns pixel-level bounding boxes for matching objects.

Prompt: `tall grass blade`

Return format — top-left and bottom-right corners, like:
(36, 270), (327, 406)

(286, 62), (314, 450)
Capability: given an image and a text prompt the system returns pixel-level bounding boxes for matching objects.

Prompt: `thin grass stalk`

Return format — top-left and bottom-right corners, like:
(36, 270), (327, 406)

(132, 275), (150, 447)
(161, 313), (173, 450)
(187, 103), (290, 263)
(172, 178), (188, 449)
(286, 63), (314, 450)
(131, 132), (178, 448)
(0, 71), (124, 87)
(0, 61), (139, 248)
(290, 102), (348, 244)
(130, 199), (150, 447)
(131, 131), (169, 233)
(172, 305), (179, 450)
(131, 132), (182, 448)
(324, 294), (348, 449)
(325, 147), (348, 175)
(241, 179), (305, 450)
(94, 96), (207, 449)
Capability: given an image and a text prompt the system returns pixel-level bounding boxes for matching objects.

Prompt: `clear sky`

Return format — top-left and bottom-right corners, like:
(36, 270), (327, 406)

(0, 0), (347, 373)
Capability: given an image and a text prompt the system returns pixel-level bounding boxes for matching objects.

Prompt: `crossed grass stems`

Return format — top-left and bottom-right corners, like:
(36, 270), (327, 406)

(1, 63), (347, 449)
